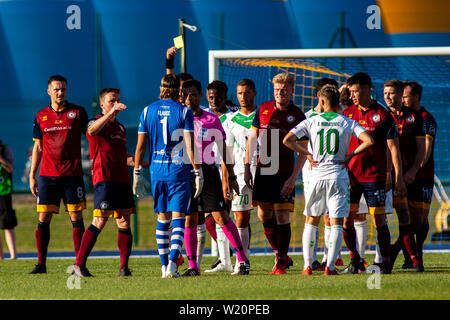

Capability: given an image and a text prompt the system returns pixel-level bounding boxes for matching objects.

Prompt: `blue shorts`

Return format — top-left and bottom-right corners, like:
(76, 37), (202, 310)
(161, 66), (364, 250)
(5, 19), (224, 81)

(37, 176), (86, 213)
(152, 179), (192, 215)
(350, 180), (386, 215)
(93, 181), (135, 218)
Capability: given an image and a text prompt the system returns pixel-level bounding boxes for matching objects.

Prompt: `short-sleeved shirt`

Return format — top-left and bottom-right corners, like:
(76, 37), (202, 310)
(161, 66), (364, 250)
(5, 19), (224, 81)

(87, 116), (130, 185)
(225, 110), (257, 175)
(389, 107), (424, 173)
(416, 106), (437, 180)
(206, 108), (233, 166)
(33, 102), (88, 177)
(193, 109), (226, 165)
(343, 101), (398, 183)
(138, 99), (194, 181)
(291, 112), (366, 180)
(251, 100), (306, 175)
(301, 109), (318, 183)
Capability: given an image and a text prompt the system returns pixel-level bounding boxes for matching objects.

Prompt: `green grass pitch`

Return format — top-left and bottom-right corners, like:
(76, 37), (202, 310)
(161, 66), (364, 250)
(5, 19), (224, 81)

(1, 254), (449, 300)
(2, 194), (449, 301)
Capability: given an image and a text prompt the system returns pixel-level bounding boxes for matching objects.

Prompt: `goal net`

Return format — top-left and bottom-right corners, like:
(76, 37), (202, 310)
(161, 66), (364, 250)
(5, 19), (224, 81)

(209, 47), (450, 255)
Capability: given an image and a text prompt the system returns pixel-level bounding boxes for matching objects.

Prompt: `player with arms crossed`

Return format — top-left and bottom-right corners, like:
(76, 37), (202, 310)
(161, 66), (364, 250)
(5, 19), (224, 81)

(29, 75), (88, 274)
(401, 81), (437, 271)
(245, 73), (306, 275)
(383, 80), (422, 271)
(342, 72), (405, 274)
(133, 75), (202, 278)
(180, 79), (250, 276)
(284, 84), (374, 275)
(73, 88), (143, 277)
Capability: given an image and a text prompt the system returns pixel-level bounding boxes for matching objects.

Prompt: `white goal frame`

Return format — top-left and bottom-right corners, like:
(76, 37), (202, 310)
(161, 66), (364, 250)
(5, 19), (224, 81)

(208, 46), (450, 83)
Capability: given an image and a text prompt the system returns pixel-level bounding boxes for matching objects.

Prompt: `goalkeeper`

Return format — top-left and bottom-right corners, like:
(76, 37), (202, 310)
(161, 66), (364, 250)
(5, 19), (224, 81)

(133, 75), (203, 278)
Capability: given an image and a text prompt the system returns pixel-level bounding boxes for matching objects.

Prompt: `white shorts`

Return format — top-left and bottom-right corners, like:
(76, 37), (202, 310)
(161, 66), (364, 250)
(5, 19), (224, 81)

(231, 173), (253, 212)
(303, 179), (350, 219)
(357, 189), (393, 214)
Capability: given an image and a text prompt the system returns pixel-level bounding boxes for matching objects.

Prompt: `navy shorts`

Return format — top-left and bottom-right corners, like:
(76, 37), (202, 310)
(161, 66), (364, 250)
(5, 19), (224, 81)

(350, 180), (386, 215)
(93, 181), (135, 218)
(37, 176), (86, 213)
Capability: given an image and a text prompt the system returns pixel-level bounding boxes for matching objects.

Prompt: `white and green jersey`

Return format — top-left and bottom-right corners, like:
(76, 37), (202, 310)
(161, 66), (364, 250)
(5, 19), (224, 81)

(208, 108), (233, 167)
(301, 109), (319, 183)
(292, 112), (366, 180)
(225, 110), (257, 175)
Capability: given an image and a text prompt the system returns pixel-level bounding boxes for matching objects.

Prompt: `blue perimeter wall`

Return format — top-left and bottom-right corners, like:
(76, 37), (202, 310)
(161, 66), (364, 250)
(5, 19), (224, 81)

(0, 0), (449, 190)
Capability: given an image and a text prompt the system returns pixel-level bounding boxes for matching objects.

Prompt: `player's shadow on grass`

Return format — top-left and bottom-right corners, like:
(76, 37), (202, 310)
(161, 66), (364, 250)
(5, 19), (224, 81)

(392, 267), (450, 273)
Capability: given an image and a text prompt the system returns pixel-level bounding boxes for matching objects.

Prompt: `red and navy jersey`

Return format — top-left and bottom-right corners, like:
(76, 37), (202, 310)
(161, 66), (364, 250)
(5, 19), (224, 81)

(416, 106), (437, 179)
(390, 107), (424, 172)
(344, 101), (398, 183)
(87, 116), (130, 185)
(251, 100), (306, 174)
(33, 102), (88, 177)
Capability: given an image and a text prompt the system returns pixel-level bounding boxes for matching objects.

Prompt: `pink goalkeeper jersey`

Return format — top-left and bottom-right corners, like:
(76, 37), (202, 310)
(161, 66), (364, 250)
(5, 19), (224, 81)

(193, 109), (226, 164)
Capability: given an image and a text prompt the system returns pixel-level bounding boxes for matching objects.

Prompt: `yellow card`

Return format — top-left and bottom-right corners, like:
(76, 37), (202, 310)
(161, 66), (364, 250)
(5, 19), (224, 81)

(173, 35), (184, 49)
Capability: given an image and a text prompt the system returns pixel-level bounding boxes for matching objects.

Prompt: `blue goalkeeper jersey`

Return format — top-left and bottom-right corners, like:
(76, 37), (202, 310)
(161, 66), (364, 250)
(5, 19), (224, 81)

(138, 98), (194, 181)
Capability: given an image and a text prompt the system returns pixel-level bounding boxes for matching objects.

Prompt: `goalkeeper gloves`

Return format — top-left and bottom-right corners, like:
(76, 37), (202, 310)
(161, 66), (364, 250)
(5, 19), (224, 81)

(133, 166), (149, 199)
(193, 167), (204, 198)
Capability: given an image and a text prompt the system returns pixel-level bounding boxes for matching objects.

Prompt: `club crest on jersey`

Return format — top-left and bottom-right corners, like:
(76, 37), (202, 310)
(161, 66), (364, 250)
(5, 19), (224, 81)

(372, 114), (381, 123)
(406, 115), (415, 123)
(67, 111), (76, 119)
(286, 115), (295, 123)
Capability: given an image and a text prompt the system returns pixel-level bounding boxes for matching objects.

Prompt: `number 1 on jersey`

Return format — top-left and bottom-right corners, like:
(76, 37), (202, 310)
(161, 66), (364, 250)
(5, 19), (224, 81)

(160, 116), (168, 145)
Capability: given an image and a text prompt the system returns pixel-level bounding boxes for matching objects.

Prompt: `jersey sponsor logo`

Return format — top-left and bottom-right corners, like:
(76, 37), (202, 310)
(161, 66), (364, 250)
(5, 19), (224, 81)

(155, 149), (166, 155)
(67, 111), (76, 119)
(44, 125), (72, 132)
(372, 114), (381, 123)
(270, 118), (280, 126)
(110, 134), (126, 141)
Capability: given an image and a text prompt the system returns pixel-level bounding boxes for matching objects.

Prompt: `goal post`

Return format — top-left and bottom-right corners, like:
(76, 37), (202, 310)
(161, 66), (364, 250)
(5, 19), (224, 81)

(209, 46), (450, 83)
(208, 46), (450, 254)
